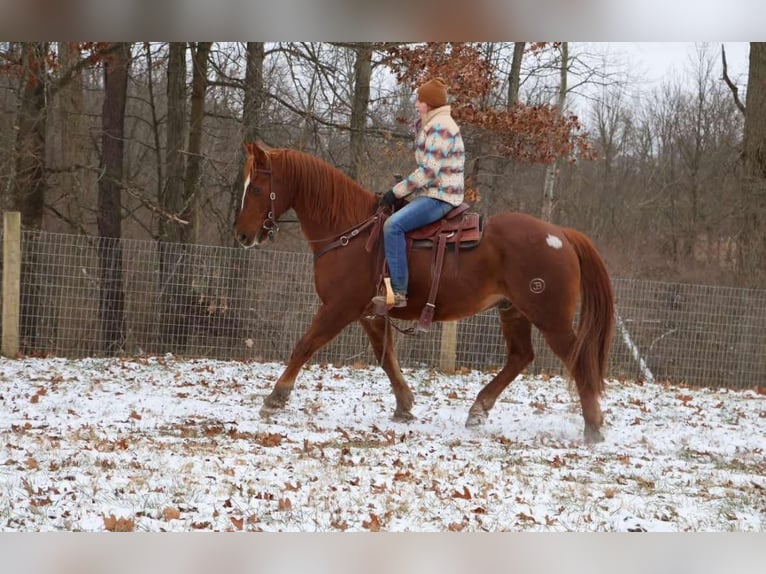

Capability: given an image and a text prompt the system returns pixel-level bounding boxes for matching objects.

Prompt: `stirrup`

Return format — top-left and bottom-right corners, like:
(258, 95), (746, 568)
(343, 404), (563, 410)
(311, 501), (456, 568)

(371, 293), (407, 312)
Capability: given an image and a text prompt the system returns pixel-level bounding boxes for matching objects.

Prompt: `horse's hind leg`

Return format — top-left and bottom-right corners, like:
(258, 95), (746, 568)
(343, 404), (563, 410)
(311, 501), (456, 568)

(261, 303), (358, 417)
(466, 305), (534, 426)
(539, 328), (604, 443)
(358, 316), (415, 421)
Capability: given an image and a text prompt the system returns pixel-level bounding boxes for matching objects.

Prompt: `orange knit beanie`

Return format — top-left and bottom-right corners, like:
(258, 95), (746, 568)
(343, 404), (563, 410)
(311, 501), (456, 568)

(417, 77), (448, 108)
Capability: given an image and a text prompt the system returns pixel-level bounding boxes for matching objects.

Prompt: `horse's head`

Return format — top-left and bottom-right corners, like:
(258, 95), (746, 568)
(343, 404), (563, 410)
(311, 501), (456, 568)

(235, 142), (280, 248)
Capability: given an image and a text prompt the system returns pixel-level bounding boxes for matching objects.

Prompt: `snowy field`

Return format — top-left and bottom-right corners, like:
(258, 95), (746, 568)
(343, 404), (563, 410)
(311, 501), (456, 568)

(0, 355), (764, 532)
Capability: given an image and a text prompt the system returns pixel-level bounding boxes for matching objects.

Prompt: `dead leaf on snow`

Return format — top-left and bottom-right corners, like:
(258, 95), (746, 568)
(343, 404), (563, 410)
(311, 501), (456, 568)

(103, 514), (136, 532)
(452, 486), (472, 499)
(230, 516), (244, 530)
(362, 513), (382, 531)
(257, 432), (284, 447)
(162, 506), (181, 521)
(331, 518), (349, 531)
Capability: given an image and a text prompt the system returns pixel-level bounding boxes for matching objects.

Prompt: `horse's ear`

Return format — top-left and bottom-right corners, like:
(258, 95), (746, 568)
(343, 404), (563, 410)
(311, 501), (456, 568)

(242, 142), (253, 156)
(251, 141), (271, 167)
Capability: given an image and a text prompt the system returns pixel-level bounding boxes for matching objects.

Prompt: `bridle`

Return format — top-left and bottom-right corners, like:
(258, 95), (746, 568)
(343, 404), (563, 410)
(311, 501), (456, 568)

(246, 160), (386, 259)
(252, 166), (279, 241)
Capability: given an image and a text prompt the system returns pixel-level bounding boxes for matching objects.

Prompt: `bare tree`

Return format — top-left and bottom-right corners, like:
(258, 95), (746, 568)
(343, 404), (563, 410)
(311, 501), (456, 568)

(507, 42), (525, 107)
(740, 42), (766, 282)
(97, 42), (131, 355)
(185, 42), (212, 243)
(349, 42), (372, 182)
(541, 42), (568, 222)
(10, 42), (48, 228)
(160, 42), (187, 243)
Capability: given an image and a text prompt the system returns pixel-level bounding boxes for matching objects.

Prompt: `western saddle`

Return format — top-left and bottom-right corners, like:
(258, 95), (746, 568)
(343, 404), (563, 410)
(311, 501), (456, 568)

(371, 202), (484, 332)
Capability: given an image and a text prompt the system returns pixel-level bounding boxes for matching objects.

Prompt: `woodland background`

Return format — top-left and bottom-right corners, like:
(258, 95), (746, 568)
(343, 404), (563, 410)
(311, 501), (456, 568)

(1, 42), (766, 363)
(2, 42), (765, 285)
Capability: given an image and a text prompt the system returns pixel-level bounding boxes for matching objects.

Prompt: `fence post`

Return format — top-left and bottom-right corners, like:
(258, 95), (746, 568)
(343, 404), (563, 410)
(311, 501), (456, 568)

(439, 320), (457, 373)
(2, 211), (21, 357)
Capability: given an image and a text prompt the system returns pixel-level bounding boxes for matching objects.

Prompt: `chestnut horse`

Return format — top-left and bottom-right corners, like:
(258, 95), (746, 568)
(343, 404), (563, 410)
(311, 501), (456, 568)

(234, 142), (615, 442)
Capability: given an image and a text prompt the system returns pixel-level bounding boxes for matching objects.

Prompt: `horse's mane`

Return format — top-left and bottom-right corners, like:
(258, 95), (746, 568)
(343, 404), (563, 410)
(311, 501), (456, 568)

(273, 149), (376, 228)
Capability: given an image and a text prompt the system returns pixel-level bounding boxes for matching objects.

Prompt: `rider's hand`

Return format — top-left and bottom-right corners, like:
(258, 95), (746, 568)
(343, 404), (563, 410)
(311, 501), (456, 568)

(379, 189), (397, 207)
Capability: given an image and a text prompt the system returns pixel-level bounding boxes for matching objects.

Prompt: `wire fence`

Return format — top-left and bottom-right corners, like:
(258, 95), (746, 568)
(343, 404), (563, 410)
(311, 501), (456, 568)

(3, 229), (766, 390)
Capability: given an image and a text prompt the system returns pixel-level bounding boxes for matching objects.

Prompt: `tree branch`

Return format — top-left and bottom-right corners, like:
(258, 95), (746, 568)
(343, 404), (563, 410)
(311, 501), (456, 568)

(721, 44), (745, 115)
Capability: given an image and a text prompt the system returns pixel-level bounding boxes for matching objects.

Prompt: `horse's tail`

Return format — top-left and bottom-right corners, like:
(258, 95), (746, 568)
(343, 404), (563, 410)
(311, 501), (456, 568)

(562, 227), (615, 396)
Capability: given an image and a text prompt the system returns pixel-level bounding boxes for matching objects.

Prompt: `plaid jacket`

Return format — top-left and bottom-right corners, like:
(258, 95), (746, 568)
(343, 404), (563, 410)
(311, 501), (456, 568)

(392, 105), (465, 207)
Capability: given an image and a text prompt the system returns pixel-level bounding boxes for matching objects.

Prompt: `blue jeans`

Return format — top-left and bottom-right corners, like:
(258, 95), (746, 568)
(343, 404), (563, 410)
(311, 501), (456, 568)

(383, 196), (454, 294)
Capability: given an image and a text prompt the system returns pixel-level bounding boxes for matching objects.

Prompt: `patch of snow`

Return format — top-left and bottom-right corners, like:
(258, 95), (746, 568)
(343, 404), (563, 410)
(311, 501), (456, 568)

(0, 356), (763, 531)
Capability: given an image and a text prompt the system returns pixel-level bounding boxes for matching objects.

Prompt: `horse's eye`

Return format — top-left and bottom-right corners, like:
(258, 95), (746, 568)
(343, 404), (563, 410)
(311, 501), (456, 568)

(251, 186), (261, 195)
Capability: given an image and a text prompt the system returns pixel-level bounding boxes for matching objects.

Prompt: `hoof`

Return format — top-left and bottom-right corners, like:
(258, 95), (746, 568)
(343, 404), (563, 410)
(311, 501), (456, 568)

(465, 410), (488, 427)
(259, 404), (281, 419)
(584, 426), (605, 444)
(392, 410), (416, 423)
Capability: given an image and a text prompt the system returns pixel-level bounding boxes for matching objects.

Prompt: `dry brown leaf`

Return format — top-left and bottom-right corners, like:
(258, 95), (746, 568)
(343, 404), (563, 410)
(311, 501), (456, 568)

(257, 432), (284, 447)
(103, 514), (136, 532)
(162, 506), (181, 521)
(362, 513), (381, 532)
(277, 497), (292, 511)
(451, 486), (471, 500)
(230, 516), (244, 530)
(129, 410), (142, 420)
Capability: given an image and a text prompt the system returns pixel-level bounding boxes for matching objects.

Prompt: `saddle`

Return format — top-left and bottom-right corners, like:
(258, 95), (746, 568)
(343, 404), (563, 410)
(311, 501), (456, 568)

(371, 202), (484, 332)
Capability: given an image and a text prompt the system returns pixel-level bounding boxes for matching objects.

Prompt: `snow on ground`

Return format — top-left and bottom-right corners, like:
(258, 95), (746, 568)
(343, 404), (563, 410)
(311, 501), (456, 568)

(0, 355), (764, 532)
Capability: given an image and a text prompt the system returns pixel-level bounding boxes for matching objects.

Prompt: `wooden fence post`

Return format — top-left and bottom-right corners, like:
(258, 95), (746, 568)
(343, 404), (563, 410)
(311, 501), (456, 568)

(439, 320), (457, 373)
(2, 211), (21, 357)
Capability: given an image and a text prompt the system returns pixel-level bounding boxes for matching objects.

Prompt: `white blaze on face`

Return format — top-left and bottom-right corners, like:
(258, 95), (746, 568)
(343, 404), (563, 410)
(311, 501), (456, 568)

(546, 234), (563, 249)
(240, 175), (250, 213)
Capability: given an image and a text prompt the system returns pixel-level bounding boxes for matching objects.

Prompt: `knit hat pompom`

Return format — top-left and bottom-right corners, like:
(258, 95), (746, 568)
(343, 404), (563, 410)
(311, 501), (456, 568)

(417, 77), (448, 108)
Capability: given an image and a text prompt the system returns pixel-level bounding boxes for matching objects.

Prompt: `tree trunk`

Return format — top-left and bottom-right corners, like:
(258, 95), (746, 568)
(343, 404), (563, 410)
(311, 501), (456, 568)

(11, 42), (48, 228)
(158, 42), (194, 353)
(160, 42), (187, 242)
(231, 41), (265, 224)
(55, 42), (86, 231)
(743, 43), (766, 178)
(184, 41), (212, 244)
(349, 42), (372, 182)
(507, 42), (525, 107)
(97, 42), (131, 355)
(740, 42), (766, 281)
(541, 42), (568, 223)
(11, 43), (48, 353)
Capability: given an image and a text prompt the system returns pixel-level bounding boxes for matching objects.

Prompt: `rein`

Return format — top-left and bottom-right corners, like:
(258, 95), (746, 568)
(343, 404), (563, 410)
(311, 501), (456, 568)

(309, 208), (386, 261)
(255, 157), (384, 261)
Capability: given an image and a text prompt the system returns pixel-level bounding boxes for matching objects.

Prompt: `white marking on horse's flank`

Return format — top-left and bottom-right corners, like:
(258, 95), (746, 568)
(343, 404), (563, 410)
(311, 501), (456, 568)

(546, 234), (563, 249)
(240, 175), (250, 212)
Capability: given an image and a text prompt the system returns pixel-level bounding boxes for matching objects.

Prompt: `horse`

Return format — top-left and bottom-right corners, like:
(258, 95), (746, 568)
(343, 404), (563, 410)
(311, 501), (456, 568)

(234, 142), (616, 443)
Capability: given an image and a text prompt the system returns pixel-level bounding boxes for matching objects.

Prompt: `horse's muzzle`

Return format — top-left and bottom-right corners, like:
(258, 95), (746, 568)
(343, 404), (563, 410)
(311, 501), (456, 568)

(234, 228), (258, 248)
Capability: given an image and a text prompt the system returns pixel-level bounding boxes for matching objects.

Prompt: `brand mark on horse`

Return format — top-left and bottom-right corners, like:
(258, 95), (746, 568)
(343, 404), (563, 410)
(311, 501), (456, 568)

(529, 278), (546, 294)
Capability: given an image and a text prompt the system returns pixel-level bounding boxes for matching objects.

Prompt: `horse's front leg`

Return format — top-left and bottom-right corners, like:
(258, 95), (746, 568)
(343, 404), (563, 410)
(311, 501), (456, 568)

(260, 302), (357, 417)
(358, 316), (415, 421)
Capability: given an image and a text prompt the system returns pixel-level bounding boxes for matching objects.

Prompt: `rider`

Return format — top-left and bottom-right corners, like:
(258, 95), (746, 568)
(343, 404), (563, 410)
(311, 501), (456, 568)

(373, 77), (466, 309)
